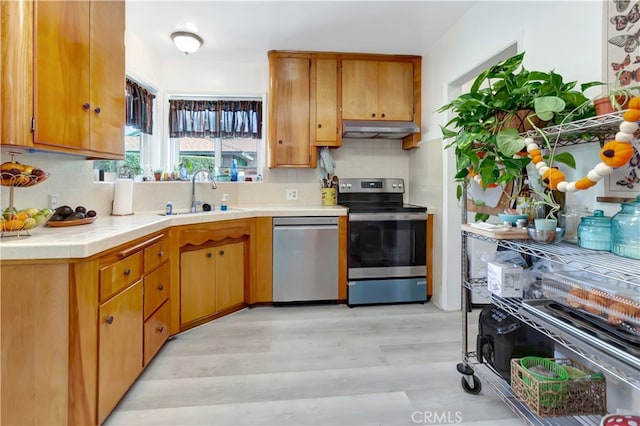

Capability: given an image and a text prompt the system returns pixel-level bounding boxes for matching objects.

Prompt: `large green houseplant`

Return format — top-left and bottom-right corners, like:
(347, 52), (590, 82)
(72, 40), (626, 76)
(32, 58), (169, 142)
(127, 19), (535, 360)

(437, 52), (602, 204)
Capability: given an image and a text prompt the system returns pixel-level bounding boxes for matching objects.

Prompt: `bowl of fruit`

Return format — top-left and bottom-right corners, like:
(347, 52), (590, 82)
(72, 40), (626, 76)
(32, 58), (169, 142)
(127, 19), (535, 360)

(0, 160), (49, 187)
(1, 207), (54, 235)
(46, 205), (98, 227)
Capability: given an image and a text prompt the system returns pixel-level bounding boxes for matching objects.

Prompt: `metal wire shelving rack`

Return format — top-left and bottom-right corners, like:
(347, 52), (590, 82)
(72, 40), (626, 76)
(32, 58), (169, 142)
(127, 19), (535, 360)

(457, 112), (640, 425)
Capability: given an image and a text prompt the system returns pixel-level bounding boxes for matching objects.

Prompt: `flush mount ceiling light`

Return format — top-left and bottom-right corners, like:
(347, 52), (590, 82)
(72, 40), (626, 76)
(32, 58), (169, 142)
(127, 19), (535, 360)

(170, 31), (203, 55)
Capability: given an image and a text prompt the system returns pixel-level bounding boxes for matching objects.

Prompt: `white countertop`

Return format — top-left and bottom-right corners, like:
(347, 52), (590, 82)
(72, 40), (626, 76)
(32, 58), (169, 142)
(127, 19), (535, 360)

(0, 205), (347, 261)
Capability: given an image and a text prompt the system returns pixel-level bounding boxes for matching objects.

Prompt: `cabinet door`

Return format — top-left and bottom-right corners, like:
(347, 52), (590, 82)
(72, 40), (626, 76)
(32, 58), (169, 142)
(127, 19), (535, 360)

(98, 281), (143, 424)
(314, 58), (340, 146)
(89, 0), (125, 156)
(341, 60), (378, 119)
(271, 56), (312, 166)
(377, 61), (413, 121)
(180, 248), (215, 324)
(215, 242), (245, 312)
(34, 0), (90, 150)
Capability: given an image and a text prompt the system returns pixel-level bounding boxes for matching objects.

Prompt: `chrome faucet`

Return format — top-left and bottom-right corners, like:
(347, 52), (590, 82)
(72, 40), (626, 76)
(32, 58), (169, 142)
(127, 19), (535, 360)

(191, 169), (217, 212)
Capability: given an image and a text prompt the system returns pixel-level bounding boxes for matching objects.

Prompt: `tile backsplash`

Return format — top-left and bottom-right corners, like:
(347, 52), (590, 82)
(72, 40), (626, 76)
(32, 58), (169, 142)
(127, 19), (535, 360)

(1, 140), (411, 215)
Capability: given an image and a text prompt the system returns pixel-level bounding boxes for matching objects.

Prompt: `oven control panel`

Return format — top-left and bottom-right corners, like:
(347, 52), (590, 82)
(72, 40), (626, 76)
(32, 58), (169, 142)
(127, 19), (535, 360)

(338, 178), (405, 193)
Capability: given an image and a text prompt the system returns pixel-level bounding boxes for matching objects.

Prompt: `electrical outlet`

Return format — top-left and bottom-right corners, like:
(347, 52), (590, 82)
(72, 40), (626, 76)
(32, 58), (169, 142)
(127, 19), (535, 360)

(286, 188), (298, 201)
(48, 193), (59, 210)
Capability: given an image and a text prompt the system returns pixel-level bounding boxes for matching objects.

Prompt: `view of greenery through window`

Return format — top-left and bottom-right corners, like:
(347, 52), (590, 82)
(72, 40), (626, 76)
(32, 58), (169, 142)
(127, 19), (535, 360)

(94, 133), (259, 181)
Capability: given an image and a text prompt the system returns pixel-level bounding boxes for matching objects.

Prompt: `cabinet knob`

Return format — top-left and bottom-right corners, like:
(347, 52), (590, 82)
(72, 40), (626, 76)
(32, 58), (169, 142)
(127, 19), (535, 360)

(94, 106), (101, 114)
(371, 113), (376, 117)
(207, 252), (213, 258)
(82, 103), (90, 110)
(318, 123), (322, 128)
(158, 251), (164, 257)
(381, 113), (386, 118)
(219, 250), (225, 256)
(278, 140), (283, 144)
(158, 284), (164, 291)
(123, 268), (131, 276)
(105, 315), (114, 325)
(157, 325), (164, 333)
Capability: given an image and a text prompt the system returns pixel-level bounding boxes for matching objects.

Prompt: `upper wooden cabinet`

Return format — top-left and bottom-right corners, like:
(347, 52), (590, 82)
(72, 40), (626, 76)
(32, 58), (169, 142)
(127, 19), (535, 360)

(312, 57), (341, 147)
(342, 59), (414, 121)
(34, 0), (125, 158)
(0, 0), (125, 159)
(267, 51), (422, 157)
(268, 53), (316, 167)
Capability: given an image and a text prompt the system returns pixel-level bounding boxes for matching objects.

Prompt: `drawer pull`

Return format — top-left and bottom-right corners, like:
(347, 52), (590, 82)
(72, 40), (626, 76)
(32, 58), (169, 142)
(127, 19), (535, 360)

(318, 123), (322, 128)
(82, 102), (90, 110)
(219, 250), (225, 256)
(157, 325), (164, 333)
(158, 251), (164, 258)
(105, 316), (114, 325)
(371, 113), (376, 117)
(207, 252), (213, 258)
(94, 106), (101, 114)
(157, 284), (164, 291)
(123, 268), (131, 276)
(381, 113), (386, 118)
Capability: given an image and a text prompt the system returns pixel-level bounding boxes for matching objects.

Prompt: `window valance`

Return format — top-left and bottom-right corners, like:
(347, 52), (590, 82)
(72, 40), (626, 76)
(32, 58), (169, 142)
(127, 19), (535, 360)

(126, 79), (155, 135)
(168, 99), (262, 139)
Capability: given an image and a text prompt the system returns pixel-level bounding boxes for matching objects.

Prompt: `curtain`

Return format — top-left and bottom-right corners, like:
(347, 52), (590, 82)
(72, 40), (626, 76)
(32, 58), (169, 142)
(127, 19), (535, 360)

(168, 99), (262, 139)
(125, 79), (155, 135)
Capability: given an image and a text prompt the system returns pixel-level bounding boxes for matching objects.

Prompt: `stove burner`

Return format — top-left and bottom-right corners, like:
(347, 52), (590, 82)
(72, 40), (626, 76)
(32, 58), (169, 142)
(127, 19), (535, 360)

(337, 178), (427, 214)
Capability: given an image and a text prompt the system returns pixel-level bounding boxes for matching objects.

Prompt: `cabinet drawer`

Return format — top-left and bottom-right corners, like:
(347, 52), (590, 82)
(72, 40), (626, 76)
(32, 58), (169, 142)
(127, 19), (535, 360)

(100, 251), (143, 302)
(144, 237), (170, 272)
(144, 301), (170, 366)
(98, 280), (143, 422)
(144, 261), (170, 320)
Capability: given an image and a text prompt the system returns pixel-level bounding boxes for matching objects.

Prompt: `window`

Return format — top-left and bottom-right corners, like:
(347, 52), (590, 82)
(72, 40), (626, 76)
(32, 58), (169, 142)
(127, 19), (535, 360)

(94, 78), (155, 180)
(168, 98), (263, 181)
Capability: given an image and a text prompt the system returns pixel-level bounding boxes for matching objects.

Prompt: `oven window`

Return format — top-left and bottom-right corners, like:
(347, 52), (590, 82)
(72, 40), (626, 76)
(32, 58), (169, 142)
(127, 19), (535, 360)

(348, 219), (426, 269)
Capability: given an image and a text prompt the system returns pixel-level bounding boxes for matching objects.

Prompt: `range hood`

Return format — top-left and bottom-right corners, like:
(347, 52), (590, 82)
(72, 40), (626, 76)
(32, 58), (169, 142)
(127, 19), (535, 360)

(342, 120), (420, 139)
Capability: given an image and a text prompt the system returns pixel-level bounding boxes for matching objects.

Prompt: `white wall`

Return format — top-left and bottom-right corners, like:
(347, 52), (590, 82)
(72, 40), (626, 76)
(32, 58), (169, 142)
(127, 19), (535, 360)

(413, 0), (605, 310)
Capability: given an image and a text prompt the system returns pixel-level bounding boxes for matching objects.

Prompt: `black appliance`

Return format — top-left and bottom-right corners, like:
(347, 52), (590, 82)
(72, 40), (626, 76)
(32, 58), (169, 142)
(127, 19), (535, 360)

(477, 304), (554, 382)
(337, 178), (428, 306)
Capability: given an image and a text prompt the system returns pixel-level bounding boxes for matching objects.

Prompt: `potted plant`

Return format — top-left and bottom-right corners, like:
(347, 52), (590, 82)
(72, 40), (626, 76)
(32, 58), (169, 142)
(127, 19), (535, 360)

(154, 169), (163, 181)
(593, 83), (640, 115)
(437, 52), (602, 212)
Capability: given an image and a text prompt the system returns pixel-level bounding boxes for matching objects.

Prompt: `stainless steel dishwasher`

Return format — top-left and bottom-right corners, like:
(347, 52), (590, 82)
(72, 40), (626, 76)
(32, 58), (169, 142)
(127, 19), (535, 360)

(273, 216), (339, 302)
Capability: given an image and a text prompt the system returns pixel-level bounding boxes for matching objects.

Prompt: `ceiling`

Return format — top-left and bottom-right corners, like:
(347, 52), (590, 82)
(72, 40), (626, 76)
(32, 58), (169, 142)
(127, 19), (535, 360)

(126, 1), (476, 62)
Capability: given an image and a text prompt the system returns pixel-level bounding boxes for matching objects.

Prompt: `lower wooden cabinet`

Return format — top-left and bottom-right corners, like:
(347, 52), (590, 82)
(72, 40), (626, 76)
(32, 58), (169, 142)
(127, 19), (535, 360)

(144, 301), (171, 366)
(96, 232), (171, 424)
(215, 242), (245, 312)
(180, 241), (245, 327)
(98, 281), (143, 424)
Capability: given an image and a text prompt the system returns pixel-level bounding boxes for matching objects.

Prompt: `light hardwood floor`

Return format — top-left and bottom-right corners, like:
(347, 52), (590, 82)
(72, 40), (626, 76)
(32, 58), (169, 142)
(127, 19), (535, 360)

(105, 303), (524, 425)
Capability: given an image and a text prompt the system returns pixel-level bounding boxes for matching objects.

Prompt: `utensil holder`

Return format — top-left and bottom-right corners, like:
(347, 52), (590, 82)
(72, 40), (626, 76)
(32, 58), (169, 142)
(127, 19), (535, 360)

(321, 188), (336, 206)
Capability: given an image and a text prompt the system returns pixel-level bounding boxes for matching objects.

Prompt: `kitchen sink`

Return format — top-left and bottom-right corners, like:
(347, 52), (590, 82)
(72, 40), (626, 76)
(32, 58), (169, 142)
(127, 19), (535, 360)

(158, 208), (245, 216)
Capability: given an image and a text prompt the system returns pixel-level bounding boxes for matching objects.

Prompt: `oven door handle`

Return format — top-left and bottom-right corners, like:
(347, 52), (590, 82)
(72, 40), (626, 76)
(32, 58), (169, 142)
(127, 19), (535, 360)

(348, 212), (427, 222)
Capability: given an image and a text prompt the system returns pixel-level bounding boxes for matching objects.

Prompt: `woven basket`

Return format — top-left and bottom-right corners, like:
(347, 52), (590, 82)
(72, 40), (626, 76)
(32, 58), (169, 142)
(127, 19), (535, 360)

(494, 109), (549, 133)
(511, 358), (607, 417)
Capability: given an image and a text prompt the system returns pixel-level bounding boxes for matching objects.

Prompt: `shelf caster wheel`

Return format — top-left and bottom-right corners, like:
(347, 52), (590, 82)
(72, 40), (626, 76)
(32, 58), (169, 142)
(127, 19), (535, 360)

(461, 375), (482, 394)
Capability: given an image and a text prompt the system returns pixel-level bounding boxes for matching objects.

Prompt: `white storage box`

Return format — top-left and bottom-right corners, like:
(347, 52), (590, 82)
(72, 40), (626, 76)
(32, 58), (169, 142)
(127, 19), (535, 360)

(487, 261), (523, 297)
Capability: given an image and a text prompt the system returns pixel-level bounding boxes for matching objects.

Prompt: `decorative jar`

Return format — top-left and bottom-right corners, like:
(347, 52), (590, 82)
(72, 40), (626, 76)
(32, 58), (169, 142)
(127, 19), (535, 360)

(558, 205), (590, 244)
(577, 210), (612, 251)
(611, 195), (640, 260)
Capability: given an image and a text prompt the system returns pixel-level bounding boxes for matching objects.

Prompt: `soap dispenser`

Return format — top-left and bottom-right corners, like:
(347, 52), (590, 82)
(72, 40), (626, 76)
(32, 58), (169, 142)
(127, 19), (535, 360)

(221, 194), (229, 211)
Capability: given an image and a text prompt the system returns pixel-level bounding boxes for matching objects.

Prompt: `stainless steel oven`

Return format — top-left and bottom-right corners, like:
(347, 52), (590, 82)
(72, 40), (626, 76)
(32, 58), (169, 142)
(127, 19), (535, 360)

(338, 178), (428, 306)
(348, 212), (427, 279)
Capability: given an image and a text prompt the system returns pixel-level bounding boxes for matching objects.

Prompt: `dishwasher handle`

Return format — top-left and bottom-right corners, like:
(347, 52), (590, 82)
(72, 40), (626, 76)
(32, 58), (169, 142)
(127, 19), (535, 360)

(273, 216), (339, 226)
(273, 225), (338, 232)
